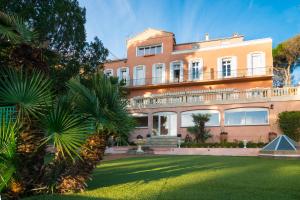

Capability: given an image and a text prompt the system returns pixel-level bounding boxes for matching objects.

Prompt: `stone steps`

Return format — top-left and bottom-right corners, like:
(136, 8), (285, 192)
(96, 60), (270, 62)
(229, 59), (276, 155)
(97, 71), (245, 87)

(145, 136), (178, 147)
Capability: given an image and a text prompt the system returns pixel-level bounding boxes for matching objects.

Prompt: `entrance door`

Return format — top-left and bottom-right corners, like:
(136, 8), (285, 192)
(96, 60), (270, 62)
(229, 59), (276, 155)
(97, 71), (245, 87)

(152, 112), (177, 136)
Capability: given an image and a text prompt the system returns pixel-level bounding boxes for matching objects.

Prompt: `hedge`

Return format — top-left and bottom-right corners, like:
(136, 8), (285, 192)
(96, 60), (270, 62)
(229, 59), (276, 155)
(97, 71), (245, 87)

(181, 142), (266, 148)
(278, 111), (300, 141)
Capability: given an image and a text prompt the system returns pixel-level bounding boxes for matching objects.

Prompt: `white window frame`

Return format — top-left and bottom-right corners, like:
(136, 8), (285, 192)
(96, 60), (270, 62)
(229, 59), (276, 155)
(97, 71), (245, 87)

(224, 107), (269, 126)
(133, 65), (146, 86)
(188, 58), (203, 81)
(132, 113), (148, 128)
(247, 51), (266, 76)
(136, 44), (163, 57)
(170, 60), (184, 83)
(104, 69), (113, 77)
(152, 112), (177, 136)
(181, 110), (220, 127)
(117, 67), (130, 85)
(217, 56), (237, 79)
(152, 63), (166, 84)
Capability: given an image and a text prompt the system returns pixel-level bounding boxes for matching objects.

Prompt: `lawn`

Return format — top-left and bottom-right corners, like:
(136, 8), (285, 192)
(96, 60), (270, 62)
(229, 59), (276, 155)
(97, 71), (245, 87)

(25, 155), (300, 200)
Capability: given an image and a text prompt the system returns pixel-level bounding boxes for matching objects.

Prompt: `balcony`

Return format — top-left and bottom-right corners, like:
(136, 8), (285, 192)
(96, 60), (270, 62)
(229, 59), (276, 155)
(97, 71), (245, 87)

(129, 87), (300, 109)
(124, 66), (273, 88)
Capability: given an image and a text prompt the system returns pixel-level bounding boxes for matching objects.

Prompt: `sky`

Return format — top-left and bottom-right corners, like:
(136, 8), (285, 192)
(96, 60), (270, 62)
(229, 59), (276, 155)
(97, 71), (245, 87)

(78, 0), (300, 84)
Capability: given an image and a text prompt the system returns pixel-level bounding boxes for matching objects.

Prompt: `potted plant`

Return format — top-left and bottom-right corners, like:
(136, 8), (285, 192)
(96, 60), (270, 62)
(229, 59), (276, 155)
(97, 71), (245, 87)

(268, 132), (277, 142)
(220, 131), (228, 143)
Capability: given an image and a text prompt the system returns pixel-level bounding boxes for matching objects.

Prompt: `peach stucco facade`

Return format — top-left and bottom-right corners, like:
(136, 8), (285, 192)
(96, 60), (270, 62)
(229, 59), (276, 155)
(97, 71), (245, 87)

(104, 28), (300, 143)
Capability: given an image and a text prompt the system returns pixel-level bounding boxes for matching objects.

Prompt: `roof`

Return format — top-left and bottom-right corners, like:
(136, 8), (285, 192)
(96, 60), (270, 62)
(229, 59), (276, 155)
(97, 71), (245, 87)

(262, 135), (298, 151)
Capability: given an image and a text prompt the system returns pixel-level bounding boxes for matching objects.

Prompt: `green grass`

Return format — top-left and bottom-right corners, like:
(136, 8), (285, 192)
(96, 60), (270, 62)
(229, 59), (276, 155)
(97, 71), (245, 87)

(25, 155), (300, 200)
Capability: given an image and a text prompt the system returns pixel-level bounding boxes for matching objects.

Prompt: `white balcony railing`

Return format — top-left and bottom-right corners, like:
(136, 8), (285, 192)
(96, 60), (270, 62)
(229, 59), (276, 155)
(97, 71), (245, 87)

(129, 87), (300, 109)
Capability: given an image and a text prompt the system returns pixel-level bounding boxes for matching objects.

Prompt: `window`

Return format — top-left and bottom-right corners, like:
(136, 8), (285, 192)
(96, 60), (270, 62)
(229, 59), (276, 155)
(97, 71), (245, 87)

(247, 52), (266, 76)
(133, 115), (148, 128)
(224, 108), (268, 126)
(137, 44), (162, 56)
(152, 112), (177, 136)
(133, 65), (145, 85)
(170, 61), (183, 83)
(189, 59), (203, 80)
(222, 58), (231, 77)
(104, 69), (113, 77)
(118, 67), (129, 85)
(181, 110), (220, 127)
(152, 63), (165, 84)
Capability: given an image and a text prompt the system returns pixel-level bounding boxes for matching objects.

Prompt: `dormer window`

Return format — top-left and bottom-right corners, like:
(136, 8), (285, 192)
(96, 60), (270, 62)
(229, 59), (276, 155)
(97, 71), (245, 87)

(137, 44), (162, 56)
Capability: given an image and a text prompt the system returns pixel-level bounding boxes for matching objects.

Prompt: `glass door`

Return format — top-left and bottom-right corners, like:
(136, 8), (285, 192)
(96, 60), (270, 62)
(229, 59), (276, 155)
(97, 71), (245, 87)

(152, 112), (177, 136)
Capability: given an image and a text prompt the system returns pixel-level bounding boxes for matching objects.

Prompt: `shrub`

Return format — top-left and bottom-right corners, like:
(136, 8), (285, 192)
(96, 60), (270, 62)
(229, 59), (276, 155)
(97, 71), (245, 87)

(278, 111), (300, 141)
(187, 113), (212, 143)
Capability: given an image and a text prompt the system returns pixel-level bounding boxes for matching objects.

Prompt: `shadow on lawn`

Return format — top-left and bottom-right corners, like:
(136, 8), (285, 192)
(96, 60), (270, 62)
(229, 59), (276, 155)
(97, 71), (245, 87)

(87, 155), (257, 190)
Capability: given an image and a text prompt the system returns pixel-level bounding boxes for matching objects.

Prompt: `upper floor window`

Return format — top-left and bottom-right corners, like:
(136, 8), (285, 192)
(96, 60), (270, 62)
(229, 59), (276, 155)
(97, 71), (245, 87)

(224, 108), (268, 126)
(117, 67), (129, 85)
(137, 44), (162, 56)
(152, 63), (166, 84)
(170, 61), (183, 83)
(188, 59), (203, 81)
(104, 69), (113, 77)
(222, 58), (232, 77)
(217, 56), (237, 79)
(247, 52), (266, 76)
(133, 65), (145, 86)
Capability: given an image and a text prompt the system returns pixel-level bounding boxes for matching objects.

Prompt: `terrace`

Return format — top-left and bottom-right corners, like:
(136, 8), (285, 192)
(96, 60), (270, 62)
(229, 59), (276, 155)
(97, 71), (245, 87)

(129, 86), (300, 109)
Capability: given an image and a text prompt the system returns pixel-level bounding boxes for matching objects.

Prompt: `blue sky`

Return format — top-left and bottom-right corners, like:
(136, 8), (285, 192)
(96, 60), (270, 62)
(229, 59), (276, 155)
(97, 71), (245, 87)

(78, 0), (300, 84)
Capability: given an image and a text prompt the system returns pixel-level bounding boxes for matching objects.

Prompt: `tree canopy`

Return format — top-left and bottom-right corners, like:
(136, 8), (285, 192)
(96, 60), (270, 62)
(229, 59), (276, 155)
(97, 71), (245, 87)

(273, 34), (300, 86)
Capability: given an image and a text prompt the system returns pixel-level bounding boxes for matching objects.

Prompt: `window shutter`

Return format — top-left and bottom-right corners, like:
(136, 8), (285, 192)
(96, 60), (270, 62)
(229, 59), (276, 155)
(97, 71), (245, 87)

(152, 64), (156, 84)
(199, 59), (204, 80)
(117, 68), (121, 81)
(170, 63), (174, 82)
(231, 56), (237, 77)
(133, 66), (137, 85)
(180, 61), (184, 82)
(188, 61), (192, 81)
(142, 65), (146, 85)
(126, 67), (130, 84)
(261, 52), (266, 75)
(217, 58), (223, 79)
(162, 64), (166, 83)
(247, 54), (252, 76)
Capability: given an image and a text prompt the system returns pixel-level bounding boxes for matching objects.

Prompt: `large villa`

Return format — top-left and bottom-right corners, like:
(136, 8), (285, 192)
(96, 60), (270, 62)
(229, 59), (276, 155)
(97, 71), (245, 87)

(104, 28), (300, 145)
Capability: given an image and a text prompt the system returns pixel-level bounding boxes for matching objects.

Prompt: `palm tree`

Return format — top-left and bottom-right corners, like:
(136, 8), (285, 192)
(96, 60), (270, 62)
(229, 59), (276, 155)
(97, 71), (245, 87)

(0, 67), (52, 195)
(56, 72), (135, 193)
(0, 11), (49, 72)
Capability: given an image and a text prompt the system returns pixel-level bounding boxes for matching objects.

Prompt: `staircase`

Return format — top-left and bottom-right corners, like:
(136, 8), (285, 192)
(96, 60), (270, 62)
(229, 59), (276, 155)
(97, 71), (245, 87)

(145, 136), (178, 147)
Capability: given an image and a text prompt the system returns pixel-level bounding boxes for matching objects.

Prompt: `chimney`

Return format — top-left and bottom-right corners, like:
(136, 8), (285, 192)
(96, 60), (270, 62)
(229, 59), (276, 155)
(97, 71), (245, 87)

(233, 32), (239, 37)
(205, 33), (209, 41)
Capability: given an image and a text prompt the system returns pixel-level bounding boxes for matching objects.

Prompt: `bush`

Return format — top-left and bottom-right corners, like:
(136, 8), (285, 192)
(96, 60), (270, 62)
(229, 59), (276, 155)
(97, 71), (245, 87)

(278, 111), (300, 141)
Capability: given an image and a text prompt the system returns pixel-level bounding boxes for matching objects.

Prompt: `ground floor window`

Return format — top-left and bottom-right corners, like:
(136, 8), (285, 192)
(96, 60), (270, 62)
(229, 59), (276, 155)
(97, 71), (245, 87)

(152, 112), (177, 136)
(132, 113), (148, 128)
(181, 110), (220, 127)
(224, 108), (268, 126)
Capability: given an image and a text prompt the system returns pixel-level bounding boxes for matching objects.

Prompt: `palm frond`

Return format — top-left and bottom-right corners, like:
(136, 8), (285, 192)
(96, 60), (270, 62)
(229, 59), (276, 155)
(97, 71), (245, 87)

(41, 97), (91, 160)
(0, 117), (20, 192)
(0, 68), (53, 119)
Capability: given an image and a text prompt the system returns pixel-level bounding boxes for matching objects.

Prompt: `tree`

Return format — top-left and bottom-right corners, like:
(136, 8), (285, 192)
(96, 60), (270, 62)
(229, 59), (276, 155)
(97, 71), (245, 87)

(0, 68), (53, 197)
(0, 0), (86, 58)
(0, 11), (50, 72)
(187, 114), (212, 143)
(56, 73), (135, 193)
(273, 34), (300, 86)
